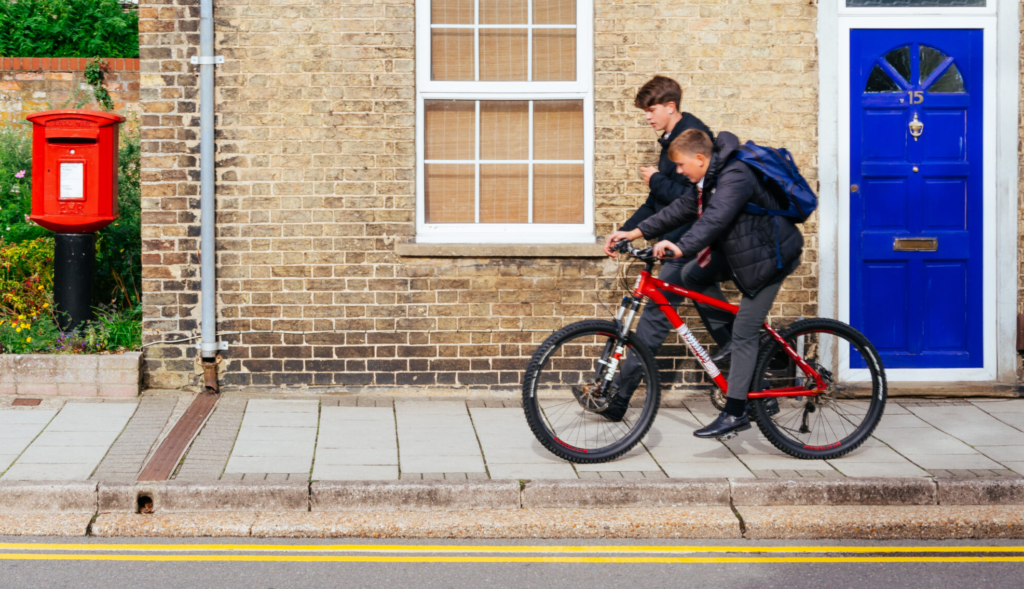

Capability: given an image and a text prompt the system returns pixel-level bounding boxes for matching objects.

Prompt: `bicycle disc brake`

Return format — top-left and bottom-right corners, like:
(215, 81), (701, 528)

(570, 381), (614, 413)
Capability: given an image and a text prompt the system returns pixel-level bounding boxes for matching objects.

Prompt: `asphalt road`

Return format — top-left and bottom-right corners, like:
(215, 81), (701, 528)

(1, 537), (1022, 588)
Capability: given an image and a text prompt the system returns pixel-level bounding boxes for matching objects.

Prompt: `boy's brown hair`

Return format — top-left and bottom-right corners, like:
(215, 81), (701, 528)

(634, 76), (682, 110)
(668, 129), (714, 159)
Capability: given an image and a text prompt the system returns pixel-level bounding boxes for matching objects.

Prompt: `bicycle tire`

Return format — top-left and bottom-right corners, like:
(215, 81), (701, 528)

(749, 318), (887, 460)
(522, 320), (661, 463)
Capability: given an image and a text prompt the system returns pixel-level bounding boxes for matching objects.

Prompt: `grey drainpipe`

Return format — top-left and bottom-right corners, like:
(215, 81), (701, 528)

(194, 0), (224, 390)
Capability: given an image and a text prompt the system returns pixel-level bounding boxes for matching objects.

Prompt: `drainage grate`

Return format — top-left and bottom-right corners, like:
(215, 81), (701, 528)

(12, 398), (42, 406)
(137, 391), (219, 481)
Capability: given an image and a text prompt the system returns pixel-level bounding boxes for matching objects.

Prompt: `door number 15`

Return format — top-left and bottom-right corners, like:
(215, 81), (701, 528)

(907, 91), (924, 104)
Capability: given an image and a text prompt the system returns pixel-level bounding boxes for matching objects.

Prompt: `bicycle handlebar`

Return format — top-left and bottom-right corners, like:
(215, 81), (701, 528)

(612, 240), (675, 263)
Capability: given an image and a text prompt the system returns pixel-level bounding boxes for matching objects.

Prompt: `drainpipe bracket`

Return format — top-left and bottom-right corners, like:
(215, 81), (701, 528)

(196, 341), (229, 353)
(190, 56), (224, 66)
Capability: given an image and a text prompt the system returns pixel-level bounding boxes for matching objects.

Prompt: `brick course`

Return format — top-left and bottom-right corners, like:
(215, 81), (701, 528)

(138, 0), (820, 391)
(0, 58), (140, 122)
(139, 1), (1017, 390)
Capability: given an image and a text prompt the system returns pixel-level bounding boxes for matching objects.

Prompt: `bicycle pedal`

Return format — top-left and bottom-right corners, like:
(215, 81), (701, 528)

(716, 431), (740, 442)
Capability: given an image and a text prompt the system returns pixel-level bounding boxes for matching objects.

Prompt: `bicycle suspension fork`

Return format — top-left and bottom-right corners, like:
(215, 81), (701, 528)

(593, 295), (641, 395)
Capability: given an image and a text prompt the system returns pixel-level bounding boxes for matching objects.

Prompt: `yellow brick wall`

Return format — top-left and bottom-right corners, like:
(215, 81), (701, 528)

(139, 0), (820, 391)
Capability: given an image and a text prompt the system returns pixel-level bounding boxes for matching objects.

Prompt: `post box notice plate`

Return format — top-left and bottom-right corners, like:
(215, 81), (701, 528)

(59, 162), (84, 200)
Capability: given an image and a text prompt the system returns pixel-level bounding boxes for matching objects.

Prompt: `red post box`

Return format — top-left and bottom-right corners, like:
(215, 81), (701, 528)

(27, 109), (126, 233)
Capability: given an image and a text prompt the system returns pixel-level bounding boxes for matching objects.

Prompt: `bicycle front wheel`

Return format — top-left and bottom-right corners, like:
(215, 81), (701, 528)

(522, 320), (661, 463)
(749, 318), (887, 460)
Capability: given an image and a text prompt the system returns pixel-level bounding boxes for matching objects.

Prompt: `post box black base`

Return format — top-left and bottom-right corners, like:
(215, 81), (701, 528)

(53, 233), (95, 332)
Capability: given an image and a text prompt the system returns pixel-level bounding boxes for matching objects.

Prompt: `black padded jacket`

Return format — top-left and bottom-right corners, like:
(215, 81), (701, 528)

(620, 112), (713, 246)
(636, 132), (804, 297)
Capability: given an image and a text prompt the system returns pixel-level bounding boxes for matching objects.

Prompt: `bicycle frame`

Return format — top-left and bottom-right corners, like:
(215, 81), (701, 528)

(626, 267), (827, 398)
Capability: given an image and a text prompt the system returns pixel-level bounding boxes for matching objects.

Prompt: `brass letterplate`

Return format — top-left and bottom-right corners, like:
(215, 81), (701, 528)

(893, 238), (938, 252)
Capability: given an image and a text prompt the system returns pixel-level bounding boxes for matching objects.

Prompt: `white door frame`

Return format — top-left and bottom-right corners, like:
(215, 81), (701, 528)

(817, 1), (1019, 383)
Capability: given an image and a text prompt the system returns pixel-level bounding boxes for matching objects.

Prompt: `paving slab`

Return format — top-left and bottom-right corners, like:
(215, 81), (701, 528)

(975, 446), (1024, 462)
(907, 405), (1024, 446)
(395, 400), (485, 474)
(461, 407), (575, 480)
(903, 453), (1007, 470)
(829, 462), (931, 478)
(661, 462), (755, 478)
(224, 400), (318, 476)
(0, 409), (57, 473)
(2, 402), (136, 481)
(312, 406), (398, 481)
(313, 465), (400, 480)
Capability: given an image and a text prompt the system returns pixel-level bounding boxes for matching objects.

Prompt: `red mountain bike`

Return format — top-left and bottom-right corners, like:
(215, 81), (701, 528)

(523, 242), (887, 462)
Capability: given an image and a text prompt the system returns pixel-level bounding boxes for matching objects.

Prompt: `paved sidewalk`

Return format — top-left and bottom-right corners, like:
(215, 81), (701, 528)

(0, 393), (1022, 482)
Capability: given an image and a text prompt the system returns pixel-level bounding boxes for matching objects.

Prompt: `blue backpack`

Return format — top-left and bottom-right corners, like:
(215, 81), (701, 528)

(733, 141), (818, 267)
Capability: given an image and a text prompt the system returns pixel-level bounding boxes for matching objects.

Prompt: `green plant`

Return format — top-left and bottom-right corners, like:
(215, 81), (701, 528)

(83, 303), (142, 351)
(0, 123), (48, 244)
(0, 312), (61, 354)
(0, 0), (139, 58)
(0, 237), (54, 317)
(84, 58), (115, 111)
(94, 114), (142, 307)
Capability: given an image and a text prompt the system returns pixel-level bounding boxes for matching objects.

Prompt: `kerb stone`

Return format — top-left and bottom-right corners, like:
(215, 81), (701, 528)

(937, 478), (1024, 505)
(98, 481), (308, 513)
(730, 477), (937, 506)
(311, 480), (521, 512)
(521, 479), (731, 508)
(0, 481), (98, 513)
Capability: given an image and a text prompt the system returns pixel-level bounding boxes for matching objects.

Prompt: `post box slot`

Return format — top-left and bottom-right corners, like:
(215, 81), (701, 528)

(47, 137), (98, 145)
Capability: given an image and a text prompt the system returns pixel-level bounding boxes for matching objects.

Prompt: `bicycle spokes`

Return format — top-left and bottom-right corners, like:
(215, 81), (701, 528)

(528, 328), (657, 456)
(753, 322), (886, 456)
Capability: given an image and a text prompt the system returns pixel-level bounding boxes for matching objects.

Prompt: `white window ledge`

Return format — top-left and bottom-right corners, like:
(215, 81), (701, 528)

(395, 239), (607, 258)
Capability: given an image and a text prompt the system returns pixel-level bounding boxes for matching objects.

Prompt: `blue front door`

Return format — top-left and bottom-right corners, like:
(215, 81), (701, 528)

(850, 29), (983, 369)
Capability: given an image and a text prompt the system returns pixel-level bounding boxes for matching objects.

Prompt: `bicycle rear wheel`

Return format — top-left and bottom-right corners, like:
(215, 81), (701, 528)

(522, 320), (661, 463)
(749, 318), (887, 460)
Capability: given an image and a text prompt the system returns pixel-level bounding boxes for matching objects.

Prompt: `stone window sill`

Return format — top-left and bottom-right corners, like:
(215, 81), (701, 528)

(395, 239), (607, 258)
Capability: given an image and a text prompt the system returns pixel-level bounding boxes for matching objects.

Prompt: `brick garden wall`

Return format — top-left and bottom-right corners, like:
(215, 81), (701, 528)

(139, 0), (820, 391)
(0, 57), (140, 123)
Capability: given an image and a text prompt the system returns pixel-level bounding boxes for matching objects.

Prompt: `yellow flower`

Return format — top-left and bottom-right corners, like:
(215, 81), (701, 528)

(37, 285), (43, 290)
(23, 324), (30, 330)
(18, 315), (24, 320)
(42, 303), (49, 308)
(25, 337), (31, 343)
(15, 328), (21, 333)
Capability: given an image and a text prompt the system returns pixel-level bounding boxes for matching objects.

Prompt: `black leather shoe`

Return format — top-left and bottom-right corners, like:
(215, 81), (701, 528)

(711, 341), (733, 365)
(601, 393), (631, 422)
(694, 411), (751, 439)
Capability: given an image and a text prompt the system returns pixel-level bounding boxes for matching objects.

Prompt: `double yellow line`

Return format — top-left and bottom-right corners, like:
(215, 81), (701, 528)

(0, 543), (1022, 563)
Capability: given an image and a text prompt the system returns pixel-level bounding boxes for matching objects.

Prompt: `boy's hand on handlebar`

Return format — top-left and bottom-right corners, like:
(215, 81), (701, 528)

(653, 240), (683, 260)
(603, 229), (642, 257)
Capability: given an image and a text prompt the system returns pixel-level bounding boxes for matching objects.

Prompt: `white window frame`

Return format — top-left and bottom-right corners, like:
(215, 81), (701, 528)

(414, 0), (594, 244)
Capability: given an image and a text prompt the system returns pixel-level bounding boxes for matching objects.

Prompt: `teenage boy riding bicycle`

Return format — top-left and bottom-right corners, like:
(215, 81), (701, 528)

(595, 76), (735, 422)
(607, 129), (804, 438)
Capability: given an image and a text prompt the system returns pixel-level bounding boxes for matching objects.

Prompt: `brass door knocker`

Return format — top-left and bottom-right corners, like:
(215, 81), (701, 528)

(909, 113), (923, 141)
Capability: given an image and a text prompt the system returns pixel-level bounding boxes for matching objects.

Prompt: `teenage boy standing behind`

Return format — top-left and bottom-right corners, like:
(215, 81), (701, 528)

(596, 76), (734, 421)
